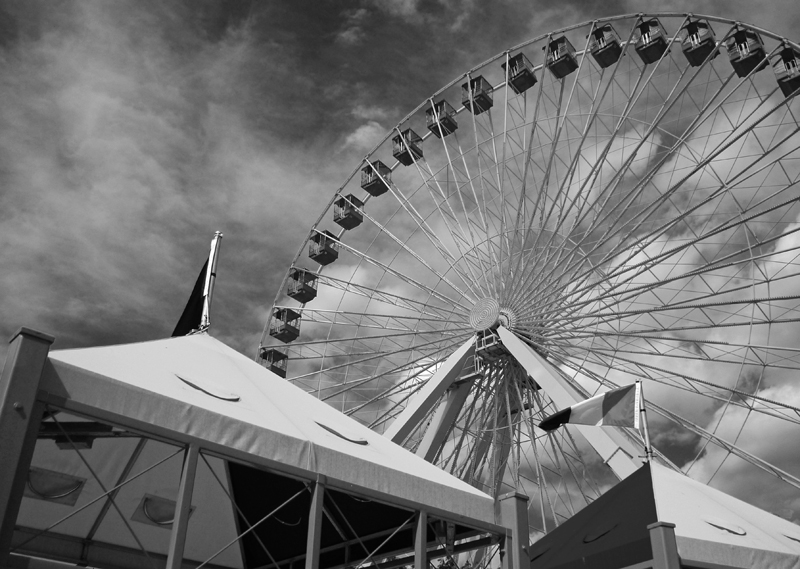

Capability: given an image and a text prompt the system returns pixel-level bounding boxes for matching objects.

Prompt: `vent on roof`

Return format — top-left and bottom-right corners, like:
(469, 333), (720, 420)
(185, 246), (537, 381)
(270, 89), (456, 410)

(583, 521), (618, 543)
(25, 467), (86, 506)
(529, 546), (550, 562)
(176, 373), (240, 402)
(131, 494), (195, 529)
(315, 421), (368, 445)
(704, 517), (746, 536)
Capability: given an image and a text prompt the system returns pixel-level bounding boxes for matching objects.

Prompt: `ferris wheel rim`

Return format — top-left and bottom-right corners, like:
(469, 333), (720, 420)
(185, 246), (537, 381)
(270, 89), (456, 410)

(258, 12), (800, 345)
(260, 11), (800, 534)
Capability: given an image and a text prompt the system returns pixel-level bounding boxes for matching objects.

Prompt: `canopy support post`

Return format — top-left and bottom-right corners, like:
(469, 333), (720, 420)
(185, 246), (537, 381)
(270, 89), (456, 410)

(384, 338), (475, 444)
(497, 327), (641, 479)
(166, 444), (199, 569)
(648, 522), (680, 569)
(414, 510), (427, 569)
(0, 327), (54, 567)
(499, 492), (529, 569)
(306, 476), (326, 569)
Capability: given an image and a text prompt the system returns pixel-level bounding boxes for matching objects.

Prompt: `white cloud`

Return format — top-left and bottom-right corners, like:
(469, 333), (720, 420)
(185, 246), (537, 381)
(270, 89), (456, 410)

(342, 120), (387, 152)
(336, 8), (369, 45)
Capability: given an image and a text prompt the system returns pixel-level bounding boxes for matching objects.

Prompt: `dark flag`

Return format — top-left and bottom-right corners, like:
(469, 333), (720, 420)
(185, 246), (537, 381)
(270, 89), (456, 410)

(172, 259), (209, 337)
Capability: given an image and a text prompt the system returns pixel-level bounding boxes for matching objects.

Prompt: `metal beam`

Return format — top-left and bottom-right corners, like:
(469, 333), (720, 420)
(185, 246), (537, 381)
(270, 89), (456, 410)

(497, 327), (641, 479)
(10, 526), (230, 569)
(416, 374), (476, 462)
(306, 476), (325, 569)
(0, 327), (54, 566)
(384, 338), (475, 444)
(414, 511), (427, 569)
(166, 444), (199, 569)
(84, 438), (148, 555)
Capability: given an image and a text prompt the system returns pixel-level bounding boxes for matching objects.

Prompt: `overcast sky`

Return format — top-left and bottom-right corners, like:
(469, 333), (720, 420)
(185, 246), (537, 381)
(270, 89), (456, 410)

(2, 0), (798, 359)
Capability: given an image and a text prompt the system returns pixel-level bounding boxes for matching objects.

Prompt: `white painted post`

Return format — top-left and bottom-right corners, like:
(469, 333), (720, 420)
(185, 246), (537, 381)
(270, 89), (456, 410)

(166, 444), (199, 569)
(648, 522), (680, 569)
(306, 476), (326, 569)
(499, 492), (529, 569)
(415, 510), (428, 569)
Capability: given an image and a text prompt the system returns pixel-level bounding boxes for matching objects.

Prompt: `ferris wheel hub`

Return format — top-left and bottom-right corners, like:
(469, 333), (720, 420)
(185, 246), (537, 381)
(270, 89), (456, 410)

(469, 298), (501, 330)
(470, 298), (518, 331)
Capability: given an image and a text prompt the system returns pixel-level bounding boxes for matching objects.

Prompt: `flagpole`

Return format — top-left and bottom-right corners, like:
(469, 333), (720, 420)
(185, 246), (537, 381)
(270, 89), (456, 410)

(201, 231), (223, 331)
(638, 380), (653, 462)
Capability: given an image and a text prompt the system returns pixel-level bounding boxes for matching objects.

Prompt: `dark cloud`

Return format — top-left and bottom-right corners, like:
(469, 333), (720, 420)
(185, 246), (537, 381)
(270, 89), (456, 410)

(0, 3), (795, 344)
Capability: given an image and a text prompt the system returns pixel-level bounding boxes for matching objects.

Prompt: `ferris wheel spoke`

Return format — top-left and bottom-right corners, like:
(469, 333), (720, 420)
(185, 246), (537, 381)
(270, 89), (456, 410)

(509, 34), (613, 280)
(283, 306), (468, 330)
(449, 118), (504, 297)
(545, 57), (700, 284)
(284, 327), (471, 354)
(428, 123), (490, 257)
(540, 66), (764, 287)
(315, 273), (468, 320)
(442, 373), (497, 475)
(288, 329), (470, 384)
(346, 197), (483, 300)
(380, 177), (494, 299)
(576, 65), (788, 273)
(544, 180), (800, 326)
(405, 142), (492, 291)
(514, 371), (587, 517)
(578, 223), (800, 321)
(509, 59), (657, 306)
(329, 234), (475, 309)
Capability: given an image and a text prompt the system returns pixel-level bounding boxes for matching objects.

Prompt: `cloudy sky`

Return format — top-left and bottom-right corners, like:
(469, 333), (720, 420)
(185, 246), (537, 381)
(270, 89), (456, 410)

(2, 0), (798, 359)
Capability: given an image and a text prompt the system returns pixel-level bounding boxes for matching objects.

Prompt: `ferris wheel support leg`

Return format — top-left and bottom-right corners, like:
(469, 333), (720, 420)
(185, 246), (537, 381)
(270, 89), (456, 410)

(497, 327), (641, 480)
(417, 375), (476, 462)
(384, 338), (476, 445)
(491, 412), (513, 499)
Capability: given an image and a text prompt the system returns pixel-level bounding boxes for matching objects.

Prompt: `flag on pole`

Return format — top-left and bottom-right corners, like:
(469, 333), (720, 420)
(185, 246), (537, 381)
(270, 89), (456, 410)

(171, 259), (209, 337)
(171, 231), (223, 336)
(538, 383), (640, 432)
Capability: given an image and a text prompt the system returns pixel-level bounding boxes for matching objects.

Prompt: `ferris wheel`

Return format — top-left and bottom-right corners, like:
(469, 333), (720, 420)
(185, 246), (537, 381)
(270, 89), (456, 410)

(259, 13), (800, 537)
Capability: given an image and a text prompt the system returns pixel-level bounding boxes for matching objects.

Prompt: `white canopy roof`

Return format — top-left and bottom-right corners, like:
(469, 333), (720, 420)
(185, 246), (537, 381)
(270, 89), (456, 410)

(527, 461), (800, 569)
(39, 332), (495, 527)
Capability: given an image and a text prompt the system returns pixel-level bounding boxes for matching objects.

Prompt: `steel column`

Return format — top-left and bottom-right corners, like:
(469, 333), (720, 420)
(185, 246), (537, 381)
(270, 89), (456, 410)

(306, 476), (326, 569)
(416, 375), (476, 462)
(0, 327), (55, 566)
(166, 444), (199, 569)
(384, 339), (475, 444)
(414, 510), (427, 569)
